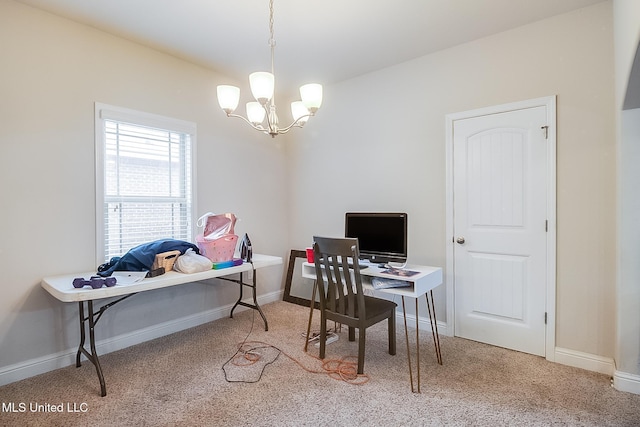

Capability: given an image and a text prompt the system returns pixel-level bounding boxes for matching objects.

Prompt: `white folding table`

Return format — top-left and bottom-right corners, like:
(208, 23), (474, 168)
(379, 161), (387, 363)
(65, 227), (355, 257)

(41, 254), (282, 396)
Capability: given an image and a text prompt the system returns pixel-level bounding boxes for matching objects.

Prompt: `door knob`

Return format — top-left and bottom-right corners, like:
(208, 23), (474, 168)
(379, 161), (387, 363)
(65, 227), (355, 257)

(456, 237), (465, 244)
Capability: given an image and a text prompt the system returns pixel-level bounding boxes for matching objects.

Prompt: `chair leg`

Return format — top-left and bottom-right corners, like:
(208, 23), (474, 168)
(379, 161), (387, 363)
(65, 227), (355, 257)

(349, 326), (355, 342)
(389, 311), (397, 355)
(303, 280), (317, 353)
(357, 328), (366, 375)
(319, 314), (327, 359)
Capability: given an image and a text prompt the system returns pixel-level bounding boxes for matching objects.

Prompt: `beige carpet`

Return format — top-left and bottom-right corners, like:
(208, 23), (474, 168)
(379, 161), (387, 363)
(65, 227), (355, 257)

(1, 301), (639, 426)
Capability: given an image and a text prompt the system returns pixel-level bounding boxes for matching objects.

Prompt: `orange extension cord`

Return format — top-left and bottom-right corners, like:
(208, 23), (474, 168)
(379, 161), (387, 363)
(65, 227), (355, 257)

(222, 308), (370, 385)
(227, 340), (370, 385)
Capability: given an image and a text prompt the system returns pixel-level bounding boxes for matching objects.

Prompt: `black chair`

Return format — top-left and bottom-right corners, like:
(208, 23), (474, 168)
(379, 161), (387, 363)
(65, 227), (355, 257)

(312, 236), (397, 374)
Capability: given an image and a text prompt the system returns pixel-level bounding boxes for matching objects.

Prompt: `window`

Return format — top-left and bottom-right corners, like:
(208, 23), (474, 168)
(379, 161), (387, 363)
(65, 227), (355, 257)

(95, 103), (196, 263)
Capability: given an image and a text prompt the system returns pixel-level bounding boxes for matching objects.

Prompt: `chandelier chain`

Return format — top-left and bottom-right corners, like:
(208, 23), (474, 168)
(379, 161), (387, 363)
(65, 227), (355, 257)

(268, 0), (275, 47)
(268, 0), (275, 91)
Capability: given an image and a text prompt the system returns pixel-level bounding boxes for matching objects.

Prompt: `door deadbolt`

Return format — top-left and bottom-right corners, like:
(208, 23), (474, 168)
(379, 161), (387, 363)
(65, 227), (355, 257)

(456, 237), (465, 244)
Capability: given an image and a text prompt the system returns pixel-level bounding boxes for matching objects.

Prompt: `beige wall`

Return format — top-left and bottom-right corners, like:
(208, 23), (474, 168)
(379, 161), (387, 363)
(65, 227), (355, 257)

(0, 0), (289, 378)
(288, 2), (616, 357)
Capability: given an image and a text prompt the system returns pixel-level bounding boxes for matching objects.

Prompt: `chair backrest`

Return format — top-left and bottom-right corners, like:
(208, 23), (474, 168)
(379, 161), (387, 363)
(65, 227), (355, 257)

(312, 236), (366, 319)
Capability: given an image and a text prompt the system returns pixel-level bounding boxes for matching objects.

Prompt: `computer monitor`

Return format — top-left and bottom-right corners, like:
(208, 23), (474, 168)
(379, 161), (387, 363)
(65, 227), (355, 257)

(345, 212), (408, 264)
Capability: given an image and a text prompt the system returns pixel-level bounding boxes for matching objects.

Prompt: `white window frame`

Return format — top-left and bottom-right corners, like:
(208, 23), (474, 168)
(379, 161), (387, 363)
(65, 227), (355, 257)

(95, 103), (197, 264)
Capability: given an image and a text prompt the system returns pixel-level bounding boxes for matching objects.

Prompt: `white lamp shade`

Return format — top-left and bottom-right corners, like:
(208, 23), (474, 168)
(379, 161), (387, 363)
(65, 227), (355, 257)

(291, 101), (310, 124)
(217, 85), (240, 114)
(249, 72), (275, 105)
(300, 83), (323, 113)
(246, 102), (266, 125)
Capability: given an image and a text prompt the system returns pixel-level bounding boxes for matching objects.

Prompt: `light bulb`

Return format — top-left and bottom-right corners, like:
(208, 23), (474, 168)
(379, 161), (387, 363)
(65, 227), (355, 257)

(247, 102), (266, 125)
(300, 83), (323, 113)
(249, 72), (275, 105)
(291, 101), (310, 124)
(217, 85), (240, 114)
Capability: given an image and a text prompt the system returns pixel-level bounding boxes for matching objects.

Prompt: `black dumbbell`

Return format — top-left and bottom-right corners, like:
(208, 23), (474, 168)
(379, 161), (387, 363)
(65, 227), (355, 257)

(73, 276), (117, 289)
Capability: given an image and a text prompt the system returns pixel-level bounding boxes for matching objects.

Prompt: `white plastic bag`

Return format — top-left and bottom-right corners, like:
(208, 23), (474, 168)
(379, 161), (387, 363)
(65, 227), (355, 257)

(197, 212), (237, 240)
(173, 249), (212, 274)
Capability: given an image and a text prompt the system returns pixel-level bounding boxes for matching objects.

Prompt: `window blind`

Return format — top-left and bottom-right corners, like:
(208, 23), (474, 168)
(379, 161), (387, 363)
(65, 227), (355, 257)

(100, 115), (193, 261)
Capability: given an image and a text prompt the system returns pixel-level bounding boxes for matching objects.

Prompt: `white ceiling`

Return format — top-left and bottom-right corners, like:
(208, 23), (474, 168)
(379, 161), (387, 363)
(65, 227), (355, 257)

(17, 0), (606, 93)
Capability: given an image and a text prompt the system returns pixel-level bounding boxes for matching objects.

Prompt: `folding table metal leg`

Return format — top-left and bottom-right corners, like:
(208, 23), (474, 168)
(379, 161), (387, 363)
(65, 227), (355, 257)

(230, 270), (269, 331)
(76, 301), (107, 397)
(75, 294), (135, 397)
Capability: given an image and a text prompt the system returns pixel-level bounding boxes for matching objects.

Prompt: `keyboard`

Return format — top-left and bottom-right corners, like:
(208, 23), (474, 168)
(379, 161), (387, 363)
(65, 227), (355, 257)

(347, 262), (368, 270)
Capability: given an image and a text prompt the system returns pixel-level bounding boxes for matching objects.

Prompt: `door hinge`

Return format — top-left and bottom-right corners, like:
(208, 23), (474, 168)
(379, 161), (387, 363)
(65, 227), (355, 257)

(545, 220), (548, 232)
(544, 312), (547, 324)
(541, 125), (549, 139)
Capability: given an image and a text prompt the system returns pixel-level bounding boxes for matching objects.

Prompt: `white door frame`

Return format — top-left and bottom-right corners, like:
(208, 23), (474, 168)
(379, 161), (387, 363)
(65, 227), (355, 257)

(445, 96), (557, 361)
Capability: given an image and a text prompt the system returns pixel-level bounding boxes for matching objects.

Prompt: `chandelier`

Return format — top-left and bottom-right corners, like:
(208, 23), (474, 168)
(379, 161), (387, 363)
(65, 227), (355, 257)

(216, 0), (323, 138)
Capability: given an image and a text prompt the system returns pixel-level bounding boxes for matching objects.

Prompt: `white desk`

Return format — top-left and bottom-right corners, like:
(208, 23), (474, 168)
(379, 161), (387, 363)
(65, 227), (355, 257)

(42, 254), (282, 397)
(301, 261), (443, 393)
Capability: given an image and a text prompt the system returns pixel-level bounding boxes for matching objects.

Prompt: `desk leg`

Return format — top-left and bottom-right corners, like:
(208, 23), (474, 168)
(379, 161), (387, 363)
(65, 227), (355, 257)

(401, 296), (417, 393)
(76, 301), (107, 397)
(230, 270), (269, 331)
(401, 295), (439, 394)
(425, 290), (443, 365)
(415, 298), (421, 393)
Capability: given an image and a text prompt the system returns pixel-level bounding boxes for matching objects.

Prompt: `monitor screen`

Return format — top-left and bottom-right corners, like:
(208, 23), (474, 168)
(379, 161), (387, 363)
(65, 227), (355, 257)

(345, 212), (408, 263)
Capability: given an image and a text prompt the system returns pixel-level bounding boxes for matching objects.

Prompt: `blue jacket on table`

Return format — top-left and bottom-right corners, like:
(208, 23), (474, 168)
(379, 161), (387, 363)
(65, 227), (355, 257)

(97, 239), (200, 277)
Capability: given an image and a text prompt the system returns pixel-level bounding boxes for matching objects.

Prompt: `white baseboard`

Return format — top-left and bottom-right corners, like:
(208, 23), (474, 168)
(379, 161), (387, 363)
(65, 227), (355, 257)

(553, 347), (615, 376)
(613, 370), (640, 395)
(542, 348), (640, 395)
(0, 290), (283, 387)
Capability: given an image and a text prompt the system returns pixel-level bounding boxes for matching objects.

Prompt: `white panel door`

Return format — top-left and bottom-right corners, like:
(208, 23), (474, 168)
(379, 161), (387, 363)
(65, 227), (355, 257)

(453, 106), (548, 356)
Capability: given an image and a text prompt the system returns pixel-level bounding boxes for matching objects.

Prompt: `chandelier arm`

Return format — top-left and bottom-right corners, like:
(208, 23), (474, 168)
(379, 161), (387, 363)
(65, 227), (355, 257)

(225, 113), (269, 133)
(224, 111), (314, 136)
(277, 113), (316, 133)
